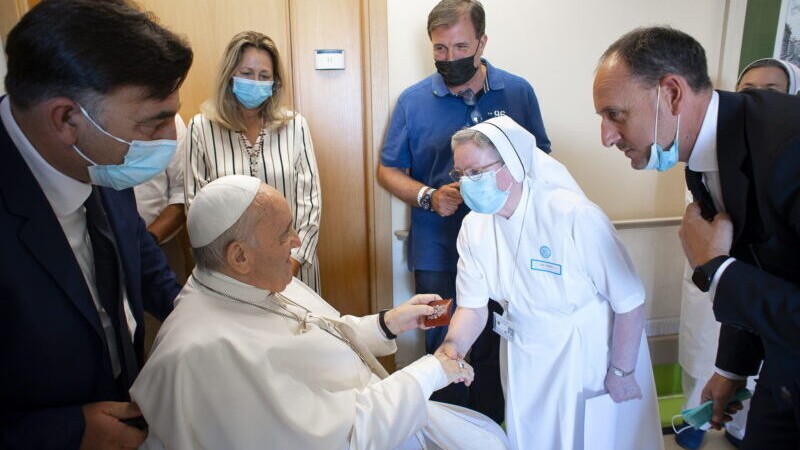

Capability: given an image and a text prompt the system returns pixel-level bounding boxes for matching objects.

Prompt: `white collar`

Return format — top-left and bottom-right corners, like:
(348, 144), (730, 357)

(0, 97), (91, 217)
(686, 91), (719, 173)
(191, 267), (273, 305)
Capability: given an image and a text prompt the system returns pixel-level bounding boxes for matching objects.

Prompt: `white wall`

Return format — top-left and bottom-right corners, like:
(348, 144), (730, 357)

(386, 0), (746, 367)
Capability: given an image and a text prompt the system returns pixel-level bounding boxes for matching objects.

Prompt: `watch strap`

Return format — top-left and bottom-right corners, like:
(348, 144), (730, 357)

(610, 363), (635, 377)
(378, 309), (397, 340)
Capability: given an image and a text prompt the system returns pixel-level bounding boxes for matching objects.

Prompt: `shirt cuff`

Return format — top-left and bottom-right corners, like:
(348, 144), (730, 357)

(714, 367), (748, 381)
(708, 257), (736, 301)
(402, 354), (448, 399)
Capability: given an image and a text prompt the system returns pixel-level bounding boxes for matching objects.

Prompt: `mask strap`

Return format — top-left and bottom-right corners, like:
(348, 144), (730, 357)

(653, 84), (661, 144)
(671, 414), (687, 434)
(77, 104), (131, 146)
(72, 145), (98, 166)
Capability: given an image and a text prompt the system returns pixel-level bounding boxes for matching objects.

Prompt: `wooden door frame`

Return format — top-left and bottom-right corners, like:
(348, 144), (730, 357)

(361, 0), (393, 315)
(361, 0), (394, 312)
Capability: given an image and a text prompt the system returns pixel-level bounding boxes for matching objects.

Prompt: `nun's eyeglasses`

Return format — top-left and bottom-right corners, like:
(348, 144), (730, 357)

(450, 160), (504, 182)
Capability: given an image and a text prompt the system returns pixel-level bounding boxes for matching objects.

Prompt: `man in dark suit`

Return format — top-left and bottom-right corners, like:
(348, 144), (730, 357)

(593, 27), (799, 449)
(0, 1), (192, 449)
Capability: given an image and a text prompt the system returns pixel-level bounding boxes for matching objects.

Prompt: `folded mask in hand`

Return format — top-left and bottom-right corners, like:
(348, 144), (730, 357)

(672, 388), (752, 432)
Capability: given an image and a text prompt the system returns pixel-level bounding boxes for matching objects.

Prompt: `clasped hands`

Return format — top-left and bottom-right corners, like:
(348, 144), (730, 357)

(382, 295), (474, 385)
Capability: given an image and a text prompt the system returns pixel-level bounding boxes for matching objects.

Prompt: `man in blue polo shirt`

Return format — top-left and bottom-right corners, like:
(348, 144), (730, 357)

(377, 0), (551, 423)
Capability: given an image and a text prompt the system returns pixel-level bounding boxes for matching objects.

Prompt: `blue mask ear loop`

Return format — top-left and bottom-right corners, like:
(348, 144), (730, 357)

(671, 413), (711, 434)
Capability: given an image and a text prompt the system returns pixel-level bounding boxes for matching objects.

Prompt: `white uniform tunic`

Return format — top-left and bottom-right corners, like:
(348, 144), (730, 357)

(456, 179), (663, 450)
(131, 270), (508, 450)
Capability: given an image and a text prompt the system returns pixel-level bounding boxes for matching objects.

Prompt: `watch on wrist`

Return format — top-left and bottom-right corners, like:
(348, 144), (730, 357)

(419, 188), (435, 211)
(378, 309), (397, 340)
(610, 363), (635, 377)
(691, 255), (730, 292)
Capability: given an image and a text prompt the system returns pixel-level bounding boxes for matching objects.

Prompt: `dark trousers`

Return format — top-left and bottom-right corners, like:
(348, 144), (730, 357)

(415, 270), (505, 424)
(742, 380), (800, 450)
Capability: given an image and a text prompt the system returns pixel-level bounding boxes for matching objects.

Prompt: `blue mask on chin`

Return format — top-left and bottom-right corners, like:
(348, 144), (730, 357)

(644, 84), (680, 172)
(460, 167), (510, 214)
(232, 77), (274, 109)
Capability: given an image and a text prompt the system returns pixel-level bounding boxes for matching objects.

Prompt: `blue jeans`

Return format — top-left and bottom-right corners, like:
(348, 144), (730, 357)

(415, 270), (504, 424)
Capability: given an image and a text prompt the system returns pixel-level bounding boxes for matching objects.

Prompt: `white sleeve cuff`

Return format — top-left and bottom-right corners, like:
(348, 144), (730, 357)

(708, 257), (736, 301)
(401, 354), (448, 399)
(714, 367), (748, 381)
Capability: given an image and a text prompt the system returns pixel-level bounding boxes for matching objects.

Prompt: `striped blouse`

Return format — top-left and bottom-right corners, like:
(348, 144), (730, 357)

(185, 112), (322, 292)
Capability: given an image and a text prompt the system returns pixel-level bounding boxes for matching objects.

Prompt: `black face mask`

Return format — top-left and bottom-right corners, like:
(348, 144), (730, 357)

(435, 48), (480, 86)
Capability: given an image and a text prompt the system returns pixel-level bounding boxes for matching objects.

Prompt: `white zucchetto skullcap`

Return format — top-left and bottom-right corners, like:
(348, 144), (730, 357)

(187, 175), (262, 248)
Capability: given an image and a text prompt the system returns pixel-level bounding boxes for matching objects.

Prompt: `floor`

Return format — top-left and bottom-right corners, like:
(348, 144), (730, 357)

(663, 429), (738, 450)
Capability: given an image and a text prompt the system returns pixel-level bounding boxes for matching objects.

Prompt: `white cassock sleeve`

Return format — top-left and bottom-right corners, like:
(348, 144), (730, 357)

(571, 204), (645, 313)
(455, 220), (491, 309)
(340, 313), (398, 357)
(132, 333), (448, 450)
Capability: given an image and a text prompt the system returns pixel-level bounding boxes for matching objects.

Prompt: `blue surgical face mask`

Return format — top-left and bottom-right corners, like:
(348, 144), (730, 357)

(73, 105), (177, 191)
(232, 77), (274, 109)
(460, 167), (510, 215)
(644, 84), (681, 172)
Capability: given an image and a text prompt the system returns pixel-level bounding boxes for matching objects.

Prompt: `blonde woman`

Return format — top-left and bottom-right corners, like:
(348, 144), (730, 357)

(186, 31), (321, 292)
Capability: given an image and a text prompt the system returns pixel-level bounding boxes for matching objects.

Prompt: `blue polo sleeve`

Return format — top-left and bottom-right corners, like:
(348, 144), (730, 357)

(381, 99), (411, 169)
(525, 85), (552, 154)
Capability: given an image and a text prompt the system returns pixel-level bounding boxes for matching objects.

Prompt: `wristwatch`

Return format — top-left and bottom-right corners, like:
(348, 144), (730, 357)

(419, 187), (436, 211)
(610, 363), (635, 378)
(691, 255), (730, 292)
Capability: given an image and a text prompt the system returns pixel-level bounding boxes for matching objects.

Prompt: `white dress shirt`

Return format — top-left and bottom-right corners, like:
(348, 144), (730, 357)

(686, 91), (744, 380)
(0, 97), (136, 378)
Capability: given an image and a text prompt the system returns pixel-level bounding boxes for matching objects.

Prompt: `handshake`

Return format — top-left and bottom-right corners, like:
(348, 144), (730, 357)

(386, 294), (472, 386)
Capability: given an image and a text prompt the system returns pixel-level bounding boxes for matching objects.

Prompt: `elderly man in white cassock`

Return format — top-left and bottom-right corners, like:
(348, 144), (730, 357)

(130, 175), (509, 450)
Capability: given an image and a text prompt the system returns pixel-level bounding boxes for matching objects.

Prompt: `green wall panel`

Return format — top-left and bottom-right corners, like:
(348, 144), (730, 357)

(739, 0), (783, 73)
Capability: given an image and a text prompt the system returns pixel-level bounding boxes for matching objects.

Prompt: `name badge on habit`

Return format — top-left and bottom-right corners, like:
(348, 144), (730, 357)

(531, 258), (562, 275)
(493, 311), (514, 341)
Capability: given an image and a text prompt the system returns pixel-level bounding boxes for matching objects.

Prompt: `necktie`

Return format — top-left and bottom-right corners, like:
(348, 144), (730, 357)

(685, 167), (718, 221)
(84, 187), (139, 391)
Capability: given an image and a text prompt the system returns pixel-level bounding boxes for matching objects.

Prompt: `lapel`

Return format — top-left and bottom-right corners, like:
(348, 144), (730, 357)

(0, 118), (104, 339)
(715, 91), (750, 246)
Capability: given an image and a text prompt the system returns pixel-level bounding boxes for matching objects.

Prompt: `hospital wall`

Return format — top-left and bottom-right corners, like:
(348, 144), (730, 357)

(387, 0), (748, 367)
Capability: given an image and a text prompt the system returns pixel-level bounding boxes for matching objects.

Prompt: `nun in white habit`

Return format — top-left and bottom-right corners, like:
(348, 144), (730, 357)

(736, 57), (800, 94)
(438, 116), (663, 450)
(130, 175), (509, 450)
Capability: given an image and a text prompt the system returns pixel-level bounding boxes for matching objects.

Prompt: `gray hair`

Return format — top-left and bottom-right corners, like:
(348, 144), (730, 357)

(451, 128), (502, 161)
(192, 202), (262, 272)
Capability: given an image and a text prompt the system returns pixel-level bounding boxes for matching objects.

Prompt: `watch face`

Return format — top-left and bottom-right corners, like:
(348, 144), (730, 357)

(420, 191), (432, 211)
(420, 196), (431, 210)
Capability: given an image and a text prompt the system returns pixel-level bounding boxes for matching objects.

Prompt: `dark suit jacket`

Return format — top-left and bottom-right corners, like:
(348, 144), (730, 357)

(714, 89), (800, 412)
(0, 117), (181, 449)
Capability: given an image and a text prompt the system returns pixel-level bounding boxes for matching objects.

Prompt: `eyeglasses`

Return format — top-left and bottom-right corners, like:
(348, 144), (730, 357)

(449, 160), (503, 182)
(459, 89), (484, 126)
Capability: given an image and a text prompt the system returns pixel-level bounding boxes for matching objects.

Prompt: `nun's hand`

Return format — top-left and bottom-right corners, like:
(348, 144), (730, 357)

(432, 182), (463, 217)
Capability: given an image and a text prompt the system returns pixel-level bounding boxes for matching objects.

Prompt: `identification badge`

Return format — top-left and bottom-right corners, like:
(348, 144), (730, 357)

(530, 258), (562, 275)
(493, 311), (514, 341)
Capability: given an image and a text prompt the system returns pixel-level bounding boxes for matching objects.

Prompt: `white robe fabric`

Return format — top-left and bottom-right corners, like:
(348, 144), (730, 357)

(131, 270), (508, 450)
(456, 178), (664, 450)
